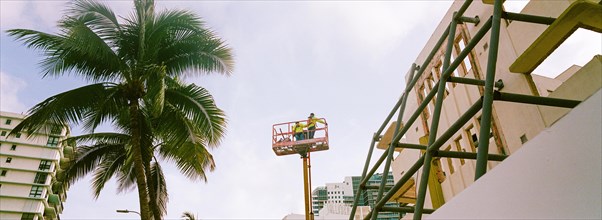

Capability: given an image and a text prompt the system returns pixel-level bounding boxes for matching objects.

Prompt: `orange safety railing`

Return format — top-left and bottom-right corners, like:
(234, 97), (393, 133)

(272, 118), (329, 156)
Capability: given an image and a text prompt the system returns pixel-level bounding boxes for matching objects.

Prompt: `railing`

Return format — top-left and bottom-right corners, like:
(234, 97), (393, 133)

(272, 118), (329, 156)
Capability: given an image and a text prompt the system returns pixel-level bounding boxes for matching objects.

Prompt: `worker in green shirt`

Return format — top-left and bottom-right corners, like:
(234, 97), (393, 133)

(307, 113), (327, 139)
(292, 121), (307, 141)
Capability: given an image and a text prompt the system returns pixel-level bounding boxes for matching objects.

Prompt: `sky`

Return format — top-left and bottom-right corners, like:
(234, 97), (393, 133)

(0, 0), (600, 219)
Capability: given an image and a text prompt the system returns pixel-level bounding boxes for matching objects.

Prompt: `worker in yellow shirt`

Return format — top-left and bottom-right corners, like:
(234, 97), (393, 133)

(307, 113), (327, 139)
(292, 121), (307, 141)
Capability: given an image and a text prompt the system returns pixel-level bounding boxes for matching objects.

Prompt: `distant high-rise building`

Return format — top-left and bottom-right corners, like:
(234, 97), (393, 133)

(312, 173), (400, 220)
(0, 111), (74, 220)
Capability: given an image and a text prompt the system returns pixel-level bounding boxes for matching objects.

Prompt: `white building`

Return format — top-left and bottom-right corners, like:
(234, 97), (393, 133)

(363, 0), (601, 219)
(0, 111), (73, 220)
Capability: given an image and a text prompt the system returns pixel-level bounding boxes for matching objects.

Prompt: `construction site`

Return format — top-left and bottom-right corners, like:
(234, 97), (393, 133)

(279, 0), (601, 219)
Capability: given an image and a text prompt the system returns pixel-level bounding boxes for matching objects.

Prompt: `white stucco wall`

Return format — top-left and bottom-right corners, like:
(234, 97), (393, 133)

(428, 89), (602, 219)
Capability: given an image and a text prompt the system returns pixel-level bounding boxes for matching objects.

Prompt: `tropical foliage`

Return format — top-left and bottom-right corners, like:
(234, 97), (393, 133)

(7, 0), (233, 219)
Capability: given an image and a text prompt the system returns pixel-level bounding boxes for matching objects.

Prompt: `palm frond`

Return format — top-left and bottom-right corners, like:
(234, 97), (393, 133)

(159, 141), (215, 181)
(63, 132), (130, 146)
(63, 143), (125, 187)
(181, 211), (196, 220)
(81, 84), (128, 131)
(91, 151), (127, 198)
(10, 83), (116, 136)
(163, 83), (226, 146)
(68, 0), (121, 36)
(150, 161), (168, 216)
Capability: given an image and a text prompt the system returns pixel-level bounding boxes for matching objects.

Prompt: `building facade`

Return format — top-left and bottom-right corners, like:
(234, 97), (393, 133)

(0, 111), (74, 220)
(375, 0), (601, 218)
(312, 174), (401, 220)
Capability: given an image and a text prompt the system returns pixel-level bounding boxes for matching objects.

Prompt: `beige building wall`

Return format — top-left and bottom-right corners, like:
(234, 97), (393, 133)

(385, 0), (601, 217)
(0, 111), (72, 220)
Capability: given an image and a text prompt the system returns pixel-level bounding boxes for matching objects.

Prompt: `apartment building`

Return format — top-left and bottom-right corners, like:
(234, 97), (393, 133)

(353, 0), (601, 219)
(0, 111), (74, 220)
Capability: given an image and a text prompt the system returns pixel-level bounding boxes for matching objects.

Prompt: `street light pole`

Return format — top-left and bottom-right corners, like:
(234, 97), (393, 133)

(116, 209), (141, 218)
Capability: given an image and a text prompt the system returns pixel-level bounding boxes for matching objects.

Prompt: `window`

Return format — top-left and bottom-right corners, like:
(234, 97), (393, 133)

(454, 137), (466, 165)
(34, 173), (48, 184)
(10, 145), (16, 151)
(21, 213), (36, 220)
(457, 38), (473, 73)
(0, 170), (6, 176)
(0, 131), (6, 136)
(39, 160), (52, 171)
(5, 119), (11, 125)
(51, 125), (62, 135)
(520, 134), (528, 144)
(47, 136), (59, 147)
(466, 125), (478, 152)
(15, 133), (21, 138)
(444, 146), (455, 174)
(5, 157), (12, 163)
(29, 186), (44, 198)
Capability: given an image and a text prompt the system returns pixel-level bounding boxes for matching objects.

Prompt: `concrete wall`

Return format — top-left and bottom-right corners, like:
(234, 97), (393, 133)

(539, 55), (602, 126)
(428, 89), (602, 219)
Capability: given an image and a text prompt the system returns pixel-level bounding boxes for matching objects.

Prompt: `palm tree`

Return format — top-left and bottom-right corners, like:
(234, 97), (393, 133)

(7, 0), (233, 219)
(60, 81), (222, 219)
(181, 211), (197, 220)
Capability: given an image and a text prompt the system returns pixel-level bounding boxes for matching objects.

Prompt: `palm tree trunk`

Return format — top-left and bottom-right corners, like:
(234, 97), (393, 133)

(130, 100), (152, 220)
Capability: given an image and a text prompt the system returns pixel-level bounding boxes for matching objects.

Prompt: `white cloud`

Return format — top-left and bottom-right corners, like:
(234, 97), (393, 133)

(0, 71), (27, 113)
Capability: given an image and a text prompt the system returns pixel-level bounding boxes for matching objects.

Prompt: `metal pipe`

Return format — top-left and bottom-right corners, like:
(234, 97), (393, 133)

(381, 206), (436, 214)
(448, 77), (504, 89)
(389, 82), (439, 148)
(430, 98), (484, 153)
(458, 16), (480, 25)
(388, 17), (492, 147)
(396, 143), (427, 150)
(502, 12), (556, 25)
(409, 26), (451, 97)
(302, 156), (311, 220)
(454, 0), (474, 20)
(434, 150), (507, 161)
(360, 147), (389, 187)
(475, 0), (503, 181)
(349, 135), (378, 219)
(494, 91), (580, 108)
(374, 155), (426, 211)
(370, 63), (416, 220)
(414, 11), (459, 220)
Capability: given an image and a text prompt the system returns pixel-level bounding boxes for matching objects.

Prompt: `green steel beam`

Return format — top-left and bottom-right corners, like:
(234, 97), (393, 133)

(388, 16), (492, 148)
(360, 147), (389, 188)
(493, 91), (580, 108)
(349, 135), (378, 219)
(370, 63), (417, 220)
(502, 12), (556, 25)
(373, 155), (426, 214)
(352, 63), (419, 219)
(381, 206), (436, 214)
(476, 0), (504, 181)
(414, 11), (458, 219)
(395, 143), (427, 150)
(434, 150), (508, 161)
(430, 97), (484, 156)
(453, 0), (474, 20)
(448, 77), (504, 89)
(458, 16), (481, 25)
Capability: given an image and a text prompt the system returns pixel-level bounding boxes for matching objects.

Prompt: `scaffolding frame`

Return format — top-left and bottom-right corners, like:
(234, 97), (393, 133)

(349, 0), (590, 219)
